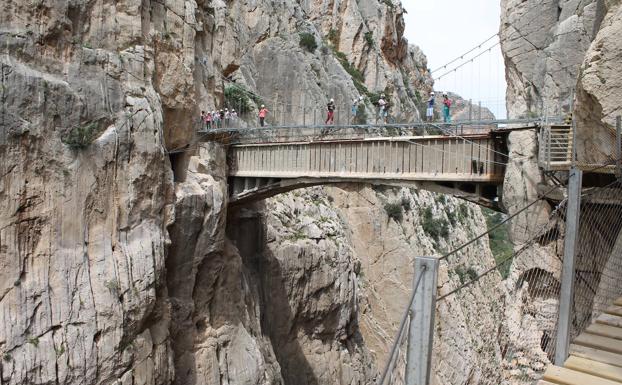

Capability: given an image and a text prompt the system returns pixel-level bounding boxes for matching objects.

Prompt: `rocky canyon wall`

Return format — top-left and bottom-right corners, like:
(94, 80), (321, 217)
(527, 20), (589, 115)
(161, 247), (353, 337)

(500, 0), (622, 381)
(0, 0), (441, 384)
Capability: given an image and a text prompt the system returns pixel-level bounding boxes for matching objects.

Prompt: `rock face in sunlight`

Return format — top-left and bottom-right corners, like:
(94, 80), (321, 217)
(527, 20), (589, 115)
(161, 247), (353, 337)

(0, 0), (437, 384)
(500, 0), (622, 383)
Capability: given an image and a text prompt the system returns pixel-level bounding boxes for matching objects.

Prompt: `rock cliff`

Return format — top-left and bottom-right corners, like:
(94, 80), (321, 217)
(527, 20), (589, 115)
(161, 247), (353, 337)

(500, 0), (622, 381)
(0, 0), (439, 384)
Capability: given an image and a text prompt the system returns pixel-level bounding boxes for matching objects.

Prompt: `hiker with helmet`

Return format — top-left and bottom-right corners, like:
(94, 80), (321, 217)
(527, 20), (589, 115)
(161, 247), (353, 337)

(426, 92), (435, 122)
(259, 105), (269, 127)
(326, 98), (335, 124)
(377, 93), (388, 123)
(442, 92), (452, 123)
(351, 96), (363, 121)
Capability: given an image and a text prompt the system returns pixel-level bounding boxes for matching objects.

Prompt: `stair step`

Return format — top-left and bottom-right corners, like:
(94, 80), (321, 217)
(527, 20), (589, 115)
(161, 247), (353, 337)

(606, 306), (622, 317)
(575, 333), (622, 355)
(570, 344), (622, 368)
(586, 323), (622, 340)
(596, 314), (622, 328)
(564, 356), (622, 382)
(543, 365), (621, 385)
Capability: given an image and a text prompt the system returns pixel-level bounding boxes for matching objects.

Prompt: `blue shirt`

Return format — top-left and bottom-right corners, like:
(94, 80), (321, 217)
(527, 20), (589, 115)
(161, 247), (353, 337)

(428, 97), (435, 108)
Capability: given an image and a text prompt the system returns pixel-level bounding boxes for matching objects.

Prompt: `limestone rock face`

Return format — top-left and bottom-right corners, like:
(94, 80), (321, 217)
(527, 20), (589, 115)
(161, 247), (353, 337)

(201, 0), (431, 126)
(500, 0), (602, 118)
(0, 0), (448, 384)
(252, 185), (504, 385)
(0, 1), (184, 383)
(574, 1), (622, 165)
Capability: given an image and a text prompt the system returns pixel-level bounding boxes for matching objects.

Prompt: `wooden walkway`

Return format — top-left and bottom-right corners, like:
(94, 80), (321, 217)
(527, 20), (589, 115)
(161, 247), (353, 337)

(539, 297), (622, 385)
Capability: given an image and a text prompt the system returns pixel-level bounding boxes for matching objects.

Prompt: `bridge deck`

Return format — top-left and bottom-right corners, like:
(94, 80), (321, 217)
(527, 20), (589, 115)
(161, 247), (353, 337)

(538, 296), (622, 385)
(228, 134), (506, 183)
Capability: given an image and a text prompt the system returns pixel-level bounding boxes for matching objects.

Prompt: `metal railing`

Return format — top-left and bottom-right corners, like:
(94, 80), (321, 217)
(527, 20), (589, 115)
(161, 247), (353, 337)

(378, 163), (622, 385)
(539, 124), (573, 171)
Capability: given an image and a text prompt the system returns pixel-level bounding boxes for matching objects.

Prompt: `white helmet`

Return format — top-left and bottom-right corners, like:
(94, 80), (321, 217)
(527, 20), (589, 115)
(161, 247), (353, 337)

(261, 104), (265, 108)
(359, 96), (364, 101)
(430, 92), (435, 95)
(442, 92), (448, 96)
(232, 109), (235, 112)
(330, 98), (334, 102)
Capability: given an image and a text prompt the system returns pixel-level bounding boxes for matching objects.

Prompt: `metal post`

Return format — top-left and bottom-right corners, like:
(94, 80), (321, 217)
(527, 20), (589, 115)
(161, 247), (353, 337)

(468, 99), (472, 122)
(478, 101), (482, 130)
(616, 115), (621, 178)
(302, 95), (306, 126)
(405, 256), (439, 385)
(555, 167), (583, 366)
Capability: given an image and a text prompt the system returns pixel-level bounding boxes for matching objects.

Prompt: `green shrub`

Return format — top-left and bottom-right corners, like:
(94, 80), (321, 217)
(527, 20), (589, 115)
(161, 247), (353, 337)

(327, 29), (339, 46)
(421, 207), (449, 241)
(332, 48), (368, 94)
(62, 121), (100, 149)
(224, 84), (261, 114)
(454, 266), (478, 285)
(299, 33), (318, 52)
(28, 337), (39, 347)
(483, 208), (513, 279)
(384, 202), (403, 222)
(364, 31), (374, 47)
(400, 196), (411, 212)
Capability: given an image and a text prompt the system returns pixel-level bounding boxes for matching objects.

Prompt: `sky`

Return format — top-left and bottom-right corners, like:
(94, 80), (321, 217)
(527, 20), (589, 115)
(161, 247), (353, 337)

(402, 0), (507, 118)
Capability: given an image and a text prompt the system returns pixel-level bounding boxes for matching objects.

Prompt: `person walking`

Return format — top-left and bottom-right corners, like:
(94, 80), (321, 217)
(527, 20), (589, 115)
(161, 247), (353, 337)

(200, 111), (207, 130)
(442, 93), (452, 123)
(230, 109), (238, 127)
(205, 111), (212, 130)
(212, 110), (220, 128)
(326, 98), (335, 124)
(351, 96), (363, 122)
(224, 108), (230, 127)
(259, 105), (269, 127)
(377, 94), (387, 123)
(426, 92), (435, 122)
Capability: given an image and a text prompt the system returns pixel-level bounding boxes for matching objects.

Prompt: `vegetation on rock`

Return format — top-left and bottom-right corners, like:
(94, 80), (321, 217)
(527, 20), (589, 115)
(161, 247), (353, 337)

(299, 33), (318, 52)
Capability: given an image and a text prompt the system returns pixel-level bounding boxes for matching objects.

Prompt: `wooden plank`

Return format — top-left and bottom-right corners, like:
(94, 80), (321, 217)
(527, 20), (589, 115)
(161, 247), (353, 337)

(597, 313), (622, 330)
(575, 332), (622, 355)
(615, 297), (622, 307)
(606, 306), (622, 317)
(536, 381), (560, 385)
(570, 344), (622, 368)
(564, 356), (622, 382)
(543, 365), (621, 385)
(586, 323), (622, 340)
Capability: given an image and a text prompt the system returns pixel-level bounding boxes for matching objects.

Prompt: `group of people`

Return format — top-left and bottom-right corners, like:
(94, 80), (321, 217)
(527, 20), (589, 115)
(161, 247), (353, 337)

(426, 91), (452, 122)
(202, 91), (452, 129)
(201, 108), (238, 129)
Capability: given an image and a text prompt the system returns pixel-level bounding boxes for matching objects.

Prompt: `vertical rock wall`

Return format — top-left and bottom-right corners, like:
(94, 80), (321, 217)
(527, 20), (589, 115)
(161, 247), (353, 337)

(0, 0), (436, 384)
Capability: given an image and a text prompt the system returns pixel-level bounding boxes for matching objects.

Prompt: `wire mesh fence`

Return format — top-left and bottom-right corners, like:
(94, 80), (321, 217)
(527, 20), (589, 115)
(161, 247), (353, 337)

(378, 172), (622, 385)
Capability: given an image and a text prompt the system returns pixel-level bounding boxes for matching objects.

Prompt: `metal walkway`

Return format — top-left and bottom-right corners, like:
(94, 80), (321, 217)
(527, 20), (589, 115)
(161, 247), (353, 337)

(539, 296), (622, 385)
(226, 132), (508, 207)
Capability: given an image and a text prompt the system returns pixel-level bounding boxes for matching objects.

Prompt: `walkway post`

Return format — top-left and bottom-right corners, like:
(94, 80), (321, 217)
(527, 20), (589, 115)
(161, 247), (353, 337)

(405, 256), (439, 385)
(468, 99), (473, 122)
(616, 115), (621, 178)
(555, 166), (583, 365)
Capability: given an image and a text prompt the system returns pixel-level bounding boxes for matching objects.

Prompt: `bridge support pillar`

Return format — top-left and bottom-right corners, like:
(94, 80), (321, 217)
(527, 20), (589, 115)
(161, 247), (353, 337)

(555, 167), (583, 365)
(405, 256), (439, 385)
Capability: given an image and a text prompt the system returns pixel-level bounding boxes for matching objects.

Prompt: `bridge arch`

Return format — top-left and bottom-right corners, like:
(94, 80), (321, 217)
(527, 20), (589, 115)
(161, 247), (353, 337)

(226, 133), (508, 210)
